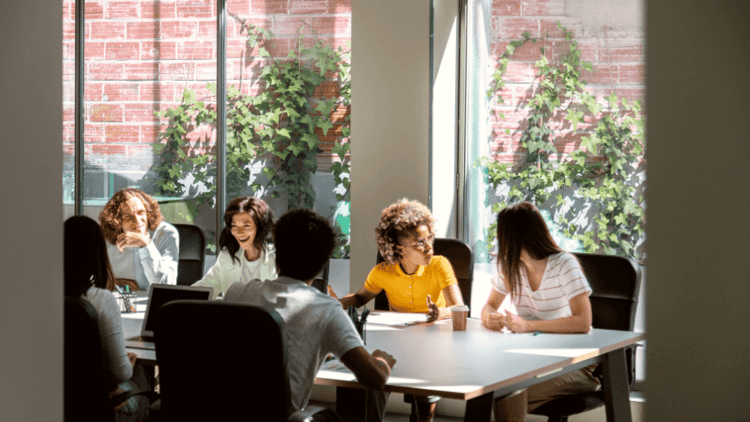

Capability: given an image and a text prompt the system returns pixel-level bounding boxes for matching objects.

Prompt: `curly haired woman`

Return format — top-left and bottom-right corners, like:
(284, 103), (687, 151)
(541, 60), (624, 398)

(339, 198), (464, 320)
(99, 188), (179, 291)
(338, 199), (464, 422)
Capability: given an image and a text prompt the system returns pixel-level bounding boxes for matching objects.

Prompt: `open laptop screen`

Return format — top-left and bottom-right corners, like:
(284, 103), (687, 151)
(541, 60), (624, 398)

(141, 285), (212, 335)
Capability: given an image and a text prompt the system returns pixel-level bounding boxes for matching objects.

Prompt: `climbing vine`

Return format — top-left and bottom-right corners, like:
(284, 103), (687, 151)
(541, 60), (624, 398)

(481, 22), (645, 261)
(152, 19), (351, 255)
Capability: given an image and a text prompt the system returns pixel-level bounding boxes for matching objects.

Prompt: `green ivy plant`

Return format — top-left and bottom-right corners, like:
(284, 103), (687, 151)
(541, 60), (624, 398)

(481, 22), (646, 261)
(152, 20), (351, 255)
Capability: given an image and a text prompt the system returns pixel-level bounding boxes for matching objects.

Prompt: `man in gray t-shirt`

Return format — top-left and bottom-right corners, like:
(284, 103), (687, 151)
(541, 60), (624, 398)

(225, 208), (396, 421)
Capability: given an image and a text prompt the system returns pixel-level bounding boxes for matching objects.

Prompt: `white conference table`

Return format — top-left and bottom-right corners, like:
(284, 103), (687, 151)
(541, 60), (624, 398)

(316, 318), (644, 422)
(122, 302), (643, 422)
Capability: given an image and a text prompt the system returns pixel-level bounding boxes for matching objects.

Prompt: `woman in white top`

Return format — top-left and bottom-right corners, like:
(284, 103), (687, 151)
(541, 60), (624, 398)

(193, 197), (277, 297)
(65, 216), (150, 422)
(481, 201), (600, 422)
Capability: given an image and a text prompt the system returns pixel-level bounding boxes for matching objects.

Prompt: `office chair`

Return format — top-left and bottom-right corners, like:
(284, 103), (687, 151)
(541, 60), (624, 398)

(529, 252), (642, 422)
(152, 300), (334, 422)
(311, 259), (331, 295)
(64, 297), (158, 422)
(173, 223), (206, 286)
(374, 238), (474, 422)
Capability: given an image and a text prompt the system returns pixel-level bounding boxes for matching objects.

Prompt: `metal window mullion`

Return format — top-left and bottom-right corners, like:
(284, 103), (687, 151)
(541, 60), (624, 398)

(74, 0), (85, 215)
(457, 0), (469, 241)
(216, 0), (227, 240)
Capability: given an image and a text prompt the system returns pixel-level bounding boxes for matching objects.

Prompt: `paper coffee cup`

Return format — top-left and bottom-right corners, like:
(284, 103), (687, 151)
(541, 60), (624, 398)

(450, 305), (469, 331)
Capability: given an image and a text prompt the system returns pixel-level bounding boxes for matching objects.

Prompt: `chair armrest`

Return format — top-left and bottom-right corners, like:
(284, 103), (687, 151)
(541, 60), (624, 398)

(288, 405), (340, 422)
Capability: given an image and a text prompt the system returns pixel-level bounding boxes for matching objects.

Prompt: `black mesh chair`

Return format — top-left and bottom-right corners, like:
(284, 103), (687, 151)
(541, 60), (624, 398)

(374, 238), (474, 422)
(64, 297), (158, 422)
(173, 224), (206, 286)
(529, 252), (642, 422)
(153, 300), (335, 421)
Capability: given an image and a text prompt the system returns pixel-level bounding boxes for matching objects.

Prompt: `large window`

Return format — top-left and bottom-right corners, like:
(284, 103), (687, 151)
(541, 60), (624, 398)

(459, 0), (646, 382)
(63, 0), (352, 258)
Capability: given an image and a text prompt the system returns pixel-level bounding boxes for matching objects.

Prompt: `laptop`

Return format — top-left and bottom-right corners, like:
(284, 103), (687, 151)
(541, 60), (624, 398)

(125, 284), (213, 350)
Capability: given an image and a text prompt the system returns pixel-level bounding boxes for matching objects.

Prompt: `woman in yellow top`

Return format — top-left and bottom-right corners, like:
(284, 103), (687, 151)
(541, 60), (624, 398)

(339, 199), (465, 422)
(339, 198), (465, 320)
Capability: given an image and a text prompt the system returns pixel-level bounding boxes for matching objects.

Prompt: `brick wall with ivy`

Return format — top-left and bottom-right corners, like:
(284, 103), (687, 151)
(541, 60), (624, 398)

(62, 0), (352, 177)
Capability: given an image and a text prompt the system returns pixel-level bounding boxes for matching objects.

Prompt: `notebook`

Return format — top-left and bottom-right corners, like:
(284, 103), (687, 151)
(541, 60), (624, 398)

(125, 284), (213, 350)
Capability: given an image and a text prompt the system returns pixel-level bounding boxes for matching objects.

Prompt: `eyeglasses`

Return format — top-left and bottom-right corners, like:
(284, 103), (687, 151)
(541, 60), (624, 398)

(401, 237), (434, 249)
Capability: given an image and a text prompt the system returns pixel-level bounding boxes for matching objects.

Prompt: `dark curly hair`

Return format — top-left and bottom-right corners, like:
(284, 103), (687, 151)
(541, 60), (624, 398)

(65, 216), (115, 297)
(375, 199), (436, 265)
(99, 188), (164, 245)
(219, 197), (275, 265)
(274, 208), (335, 281)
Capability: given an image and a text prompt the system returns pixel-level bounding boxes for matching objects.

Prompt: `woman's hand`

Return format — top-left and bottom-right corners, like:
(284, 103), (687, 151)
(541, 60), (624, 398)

(482, 311), (506, 331)
(503, 310), (531, 333)
(116, 231), (150, 252)
(426, 295), (439, 322)
(127, 351), (138, 367)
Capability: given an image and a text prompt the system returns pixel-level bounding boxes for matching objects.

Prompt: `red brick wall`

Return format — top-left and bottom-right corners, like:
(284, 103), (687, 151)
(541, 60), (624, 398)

(486, 0), (645, 163)
(62, 0), (352, 175)
(63, 1), (643, 175)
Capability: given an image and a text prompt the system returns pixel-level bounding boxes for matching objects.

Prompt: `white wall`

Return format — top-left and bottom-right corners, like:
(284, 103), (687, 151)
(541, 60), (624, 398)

(350, 0), (431, 292)
(0, 1), (63, 420)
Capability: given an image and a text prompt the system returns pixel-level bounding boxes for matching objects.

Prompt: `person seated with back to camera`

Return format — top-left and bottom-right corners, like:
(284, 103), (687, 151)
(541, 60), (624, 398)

(481, 201), (600, 422)
(192, 197), (276, 298)
(65, 215), (151, 422)
(223, 208), (397, 422)
(99, 188), (179, 291)
(338, 198), (465, 422)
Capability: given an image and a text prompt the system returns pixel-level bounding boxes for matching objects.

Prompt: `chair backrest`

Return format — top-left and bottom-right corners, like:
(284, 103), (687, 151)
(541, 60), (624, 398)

(153, 300), (290, 421)
(374, 238), (474, 311)
(573, 252), (642, 331)
(173, 224), (206, 286)
(64, 297), (114, 422)
(310, 259), (331, 294)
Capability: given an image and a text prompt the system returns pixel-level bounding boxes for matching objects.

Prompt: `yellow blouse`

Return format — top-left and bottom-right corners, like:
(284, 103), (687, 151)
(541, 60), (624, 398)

(363, 255), (457, 313)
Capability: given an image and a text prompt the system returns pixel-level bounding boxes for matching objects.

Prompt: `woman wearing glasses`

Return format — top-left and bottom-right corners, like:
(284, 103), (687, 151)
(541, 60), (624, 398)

(338, 199), (464, 422)
(339, 199), (464, 321)
(192, 197), (277, 297)
(338, 198), (464, 320)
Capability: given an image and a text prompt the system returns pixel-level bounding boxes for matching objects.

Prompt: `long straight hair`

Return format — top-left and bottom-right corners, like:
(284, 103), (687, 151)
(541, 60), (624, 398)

(64, 215), (115, 297)
(219, 197), (274, 265)
(496, 202), (563, 303)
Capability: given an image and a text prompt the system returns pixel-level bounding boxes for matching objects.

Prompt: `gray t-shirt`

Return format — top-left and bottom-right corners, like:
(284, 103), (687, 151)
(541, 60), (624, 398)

(224, 276), (363, 412)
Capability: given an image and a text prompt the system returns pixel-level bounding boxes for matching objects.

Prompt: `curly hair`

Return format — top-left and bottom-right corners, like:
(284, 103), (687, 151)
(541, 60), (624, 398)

(274, 208), (335, 281)
(375, 199), (436, 265)
(99, 188), (164, 245)
(219, 197), (274, 265)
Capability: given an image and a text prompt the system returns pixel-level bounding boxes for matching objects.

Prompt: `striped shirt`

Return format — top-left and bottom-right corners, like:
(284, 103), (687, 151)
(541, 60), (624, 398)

(491, 252), (591, 321)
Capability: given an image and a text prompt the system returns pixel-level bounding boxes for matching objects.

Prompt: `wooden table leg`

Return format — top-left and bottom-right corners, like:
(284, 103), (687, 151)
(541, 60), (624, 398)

(601, 347), (633, 422)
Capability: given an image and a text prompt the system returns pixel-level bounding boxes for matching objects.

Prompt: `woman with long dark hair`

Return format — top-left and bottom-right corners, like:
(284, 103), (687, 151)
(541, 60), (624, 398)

(65, 215), (150, 422)
(481, 201), (599, 422)
(193, 197), (276, 297)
